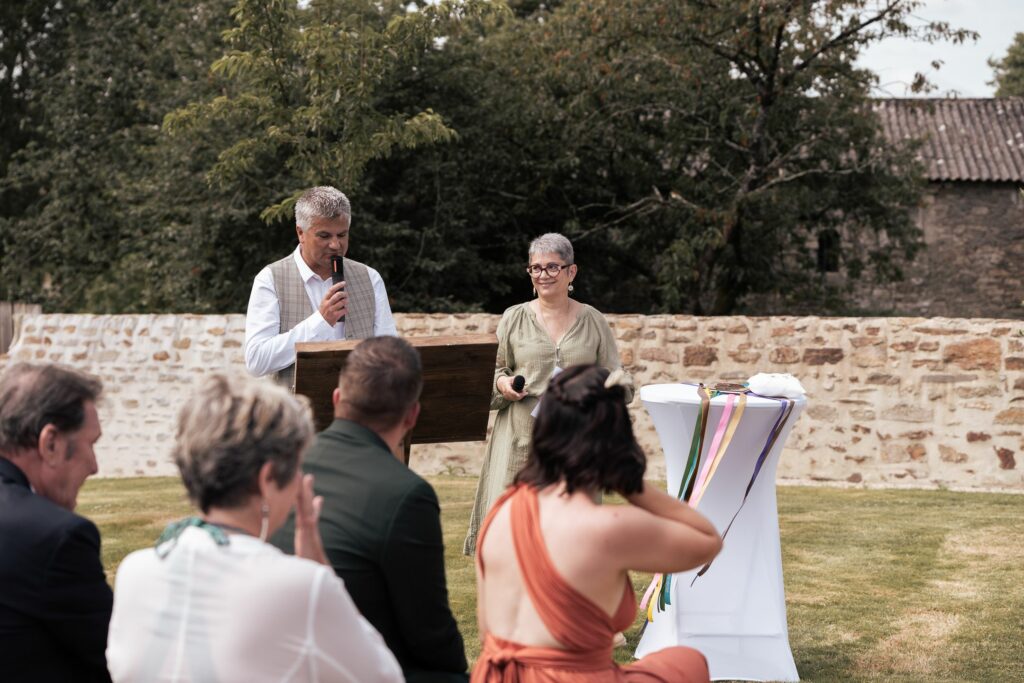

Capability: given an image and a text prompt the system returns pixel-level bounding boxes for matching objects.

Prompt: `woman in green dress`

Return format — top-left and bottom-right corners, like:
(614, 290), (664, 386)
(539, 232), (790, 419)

(463, 233), (632, 555)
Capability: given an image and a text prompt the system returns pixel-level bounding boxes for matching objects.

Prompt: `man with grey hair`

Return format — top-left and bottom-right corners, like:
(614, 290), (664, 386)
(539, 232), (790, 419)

(0, 363), (113, 682)
(245, 185), (398, 387)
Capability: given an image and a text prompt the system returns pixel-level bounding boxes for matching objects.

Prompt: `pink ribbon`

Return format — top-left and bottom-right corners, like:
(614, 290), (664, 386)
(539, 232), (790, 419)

(688, 394), (736, 506)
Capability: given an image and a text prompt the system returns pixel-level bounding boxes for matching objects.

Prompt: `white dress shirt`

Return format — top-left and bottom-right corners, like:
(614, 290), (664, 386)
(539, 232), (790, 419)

(244, 247), (398, 377)
(107, 526), (403, 683)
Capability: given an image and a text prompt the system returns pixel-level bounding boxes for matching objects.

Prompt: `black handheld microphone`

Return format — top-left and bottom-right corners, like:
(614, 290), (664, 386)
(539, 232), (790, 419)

(511, 375), (525, 393)
(331, 255), (346, 323)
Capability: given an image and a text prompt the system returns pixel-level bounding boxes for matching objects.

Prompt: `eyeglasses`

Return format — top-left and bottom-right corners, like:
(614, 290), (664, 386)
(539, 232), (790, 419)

(526, 263), (572, 277)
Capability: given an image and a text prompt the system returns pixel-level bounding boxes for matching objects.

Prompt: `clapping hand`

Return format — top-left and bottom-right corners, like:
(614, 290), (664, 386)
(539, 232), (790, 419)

(294, 473), (328, 565)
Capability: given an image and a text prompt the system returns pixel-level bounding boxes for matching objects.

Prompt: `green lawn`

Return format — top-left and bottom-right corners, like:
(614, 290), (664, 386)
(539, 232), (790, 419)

(80, 477), (1024, 682)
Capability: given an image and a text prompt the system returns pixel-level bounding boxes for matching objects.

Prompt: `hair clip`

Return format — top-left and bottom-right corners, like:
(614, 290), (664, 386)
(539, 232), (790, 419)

(604, 368), (634, 391)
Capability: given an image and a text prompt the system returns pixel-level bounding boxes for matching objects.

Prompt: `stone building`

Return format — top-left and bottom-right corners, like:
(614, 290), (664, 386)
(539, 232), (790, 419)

(852, 98), (1024, 319)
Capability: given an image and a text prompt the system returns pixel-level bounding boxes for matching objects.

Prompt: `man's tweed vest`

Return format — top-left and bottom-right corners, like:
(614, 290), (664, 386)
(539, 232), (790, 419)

(268, 255), (376, 390)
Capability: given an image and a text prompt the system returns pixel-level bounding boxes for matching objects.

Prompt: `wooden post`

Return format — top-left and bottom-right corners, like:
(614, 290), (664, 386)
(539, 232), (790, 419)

(0, 302), (43, 355)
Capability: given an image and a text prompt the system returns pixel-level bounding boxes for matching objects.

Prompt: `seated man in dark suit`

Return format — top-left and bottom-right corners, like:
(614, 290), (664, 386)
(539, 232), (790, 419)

(0, 363), (113, 683)
(273, 336), (468, 682)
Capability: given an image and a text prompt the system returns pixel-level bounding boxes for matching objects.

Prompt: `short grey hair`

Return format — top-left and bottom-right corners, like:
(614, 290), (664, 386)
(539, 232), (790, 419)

(172, 373), (314, 513)
(295, 186), (352, 231)
(0, 363), (102, 453)
(529, 233), (574, 264)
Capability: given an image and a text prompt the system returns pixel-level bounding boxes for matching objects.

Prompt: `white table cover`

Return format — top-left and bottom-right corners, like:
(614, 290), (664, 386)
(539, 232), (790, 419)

(634, 384), (805, 682)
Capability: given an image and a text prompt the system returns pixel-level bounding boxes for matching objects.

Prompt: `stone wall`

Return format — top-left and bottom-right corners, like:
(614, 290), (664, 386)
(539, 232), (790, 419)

(3, 313), (1023, 490)
(852, 182), (1024, 319)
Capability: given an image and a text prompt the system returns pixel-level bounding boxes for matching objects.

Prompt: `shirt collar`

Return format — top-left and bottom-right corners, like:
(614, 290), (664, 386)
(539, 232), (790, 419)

(292, 246), (328, 285)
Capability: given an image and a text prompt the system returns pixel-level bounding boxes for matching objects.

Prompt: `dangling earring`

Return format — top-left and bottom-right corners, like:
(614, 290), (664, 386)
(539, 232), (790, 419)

(568, 283), (575, 294)
(533, 287), (537, 297)
(258, 500), (270, 542)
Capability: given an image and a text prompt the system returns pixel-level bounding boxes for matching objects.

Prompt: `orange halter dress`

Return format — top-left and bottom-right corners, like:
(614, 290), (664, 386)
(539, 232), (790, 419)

(472, 485), (710, 683)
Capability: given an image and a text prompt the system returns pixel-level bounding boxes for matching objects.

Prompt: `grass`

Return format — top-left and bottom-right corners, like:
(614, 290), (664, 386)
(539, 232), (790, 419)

(80, 477), (1024, 682)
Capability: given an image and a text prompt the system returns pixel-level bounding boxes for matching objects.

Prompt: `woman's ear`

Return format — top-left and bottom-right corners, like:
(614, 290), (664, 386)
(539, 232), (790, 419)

(257, 460), (276, 497)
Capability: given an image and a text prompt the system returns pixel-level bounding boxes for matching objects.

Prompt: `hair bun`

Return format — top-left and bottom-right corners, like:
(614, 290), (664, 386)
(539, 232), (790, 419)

(603, 368), (633, 392)
(549, 380), (583, 408)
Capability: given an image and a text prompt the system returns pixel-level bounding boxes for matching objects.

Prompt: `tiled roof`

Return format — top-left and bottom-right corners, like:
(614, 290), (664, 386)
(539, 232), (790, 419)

(874, 98), (1024, 182)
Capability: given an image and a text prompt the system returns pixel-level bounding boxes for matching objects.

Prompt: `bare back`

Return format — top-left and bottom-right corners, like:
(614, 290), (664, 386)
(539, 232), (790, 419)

(477, 485), (630, 648)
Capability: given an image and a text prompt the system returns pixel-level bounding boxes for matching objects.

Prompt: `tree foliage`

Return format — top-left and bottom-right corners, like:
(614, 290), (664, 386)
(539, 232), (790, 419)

(990, 32), (1024, 97)
(362, 0), (967, 314)
(1, 1), (238, 310)
(1, 0), (973, 315)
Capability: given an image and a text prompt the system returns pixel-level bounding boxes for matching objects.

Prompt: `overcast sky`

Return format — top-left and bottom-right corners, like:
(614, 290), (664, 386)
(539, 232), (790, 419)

(856, 0), (1024, 97)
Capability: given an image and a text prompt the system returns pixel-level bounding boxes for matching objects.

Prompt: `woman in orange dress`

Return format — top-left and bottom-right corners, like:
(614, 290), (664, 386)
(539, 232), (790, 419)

(472, 365), (722, 683)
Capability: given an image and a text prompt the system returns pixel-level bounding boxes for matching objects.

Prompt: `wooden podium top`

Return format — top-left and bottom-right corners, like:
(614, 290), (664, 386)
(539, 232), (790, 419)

(294, 334), (498, 444)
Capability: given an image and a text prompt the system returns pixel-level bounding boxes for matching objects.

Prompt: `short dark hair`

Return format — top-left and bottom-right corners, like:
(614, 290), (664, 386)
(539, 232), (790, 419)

(0, 363), (103, 452)
(173, 374), (313, 513)
(516, 364), (645, 496)
(336, 336), (423, 432)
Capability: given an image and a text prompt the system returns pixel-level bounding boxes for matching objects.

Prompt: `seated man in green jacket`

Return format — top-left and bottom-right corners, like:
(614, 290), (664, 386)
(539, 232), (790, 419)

(273, 336), (468, 682)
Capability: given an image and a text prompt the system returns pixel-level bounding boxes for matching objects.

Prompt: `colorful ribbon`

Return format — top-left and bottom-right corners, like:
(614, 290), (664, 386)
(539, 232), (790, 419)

(689, 393), (746, 508)
(690, 396), (794, 585)
(675, 385), (712, 502)
(642, 383), (715, 619)
(642, 384), (795, 620)
(659, 391), (748, 610)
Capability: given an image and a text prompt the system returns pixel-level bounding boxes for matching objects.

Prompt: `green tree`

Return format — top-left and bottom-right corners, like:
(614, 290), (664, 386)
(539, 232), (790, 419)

(3, 0), (503, 313)
(364, 0), (972, 314)
(989, 32), (1024, 97)
(155, 0), (504, 313)
(1, 1), (239, 311)
(0, 0), (86, 300)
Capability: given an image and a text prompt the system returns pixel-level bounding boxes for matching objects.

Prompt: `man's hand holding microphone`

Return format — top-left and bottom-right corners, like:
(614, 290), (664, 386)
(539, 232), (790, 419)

(319, 255), (348, 326)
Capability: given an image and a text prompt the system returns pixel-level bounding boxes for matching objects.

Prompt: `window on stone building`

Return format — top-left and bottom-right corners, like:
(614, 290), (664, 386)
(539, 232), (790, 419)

(817, 229), (840, 273)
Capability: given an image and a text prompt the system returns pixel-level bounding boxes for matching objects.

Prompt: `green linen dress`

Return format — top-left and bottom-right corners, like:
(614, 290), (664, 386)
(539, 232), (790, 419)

(462, 301), (633, 555)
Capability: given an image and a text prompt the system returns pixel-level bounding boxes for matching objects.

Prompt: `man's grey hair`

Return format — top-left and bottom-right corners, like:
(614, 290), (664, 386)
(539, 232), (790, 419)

(0, 363), (102, 453)
(529, 233), (574, 264)
(295, 186), (352, 231)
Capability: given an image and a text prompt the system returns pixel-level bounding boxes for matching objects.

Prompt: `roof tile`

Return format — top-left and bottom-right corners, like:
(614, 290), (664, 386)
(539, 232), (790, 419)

(874, 98), (1024, 182)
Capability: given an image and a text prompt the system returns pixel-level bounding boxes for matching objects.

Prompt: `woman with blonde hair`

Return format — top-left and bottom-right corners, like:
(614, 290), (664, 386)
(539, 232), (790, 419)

(107, 373), (402, 683)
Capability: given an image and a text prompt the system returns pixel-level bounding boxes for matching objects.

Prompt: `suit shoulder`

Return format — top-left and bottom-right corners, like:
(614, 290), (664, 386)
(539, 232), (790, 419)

(4, 490), (94, 539)
(397, 472), (440, 508)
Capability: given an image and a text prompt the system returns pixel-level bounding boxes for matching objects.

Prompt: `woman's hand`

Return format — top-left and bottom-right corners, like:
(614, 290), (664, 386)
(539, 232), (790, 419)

(496, 375), (528, 402)
(294, 473), (329, 565)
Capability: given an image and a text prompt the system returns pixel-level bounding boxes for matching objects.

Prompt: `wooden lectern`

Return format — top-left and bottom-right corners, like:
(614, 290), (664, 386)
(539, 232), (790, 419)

(293, 335), (499, 465)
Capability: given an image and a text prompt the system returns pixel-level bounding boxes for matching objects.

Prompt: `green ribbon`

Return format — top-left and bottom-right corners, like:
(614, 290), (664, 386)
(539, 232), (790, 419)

(155, 517), (238, 558)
